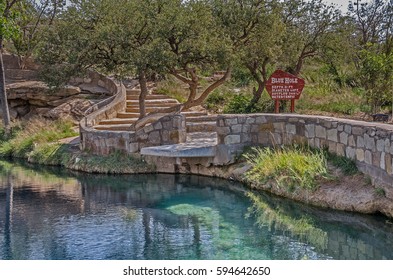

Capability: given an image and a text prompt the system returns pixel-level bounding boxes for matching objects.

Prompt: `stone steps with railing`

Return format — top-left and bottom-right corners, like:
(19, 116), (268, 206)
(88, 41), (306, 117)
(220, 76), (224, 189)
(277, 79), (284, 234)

(94, 87), (215, 133)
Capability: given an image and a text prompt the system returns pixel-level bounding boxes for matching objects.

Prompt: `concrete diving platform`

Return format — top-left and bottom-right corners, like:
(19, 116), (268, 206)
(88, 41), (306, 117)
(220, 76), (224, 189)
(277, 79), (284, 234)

(140, 132), (217, 158)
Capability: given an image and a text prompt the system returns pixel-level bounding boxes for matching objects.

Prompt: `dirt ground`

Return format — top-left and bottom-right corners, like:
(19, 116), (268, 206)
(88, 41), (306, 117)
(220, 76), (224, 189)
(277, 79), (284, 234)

(228, 163), (393, 219)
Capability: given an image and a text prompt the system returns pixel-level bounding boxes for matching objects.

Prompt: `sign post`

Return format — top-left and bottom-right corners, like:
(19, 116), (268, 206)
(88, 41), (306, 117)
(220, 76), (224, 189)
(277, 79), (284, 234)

(265, 70), (305, 113)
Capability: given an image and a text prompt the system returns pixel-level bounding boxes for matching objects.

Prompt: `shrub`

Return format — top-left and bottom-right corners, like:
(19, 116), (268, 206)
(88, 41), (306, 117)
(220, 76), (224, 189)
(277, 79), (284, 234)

(223, 94), (252, 114)
(244, 146), (328, 191)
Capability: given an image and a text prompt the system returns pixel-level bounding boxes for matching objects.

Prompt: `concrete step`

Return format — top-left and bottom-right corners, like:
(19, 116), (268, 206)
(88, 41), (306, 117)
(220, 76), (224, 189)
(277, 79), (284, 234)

(126, 107), (167, 113)
(98, 118), (138, 125)
(186, 115), (218, 123)
(94, 124), (133, 131)
(126, 100), (179, 106)
(126, 107), (169, 113)
(126, 89), (141, 95)
(117, 112), (140, 118)
(127, 94), (174, 100)
(186, 121), (217, 133)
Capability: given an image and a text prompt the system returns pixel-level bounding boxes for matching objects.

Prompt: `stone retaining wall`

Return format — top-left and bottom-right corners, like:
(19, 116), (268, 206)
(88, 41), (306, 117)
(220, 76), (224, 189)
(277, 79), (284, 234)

(216, 114), (393, 187)
(79, 75), (127, 152)
(129, 115), (186, 153)
(81, 113), (186, 155)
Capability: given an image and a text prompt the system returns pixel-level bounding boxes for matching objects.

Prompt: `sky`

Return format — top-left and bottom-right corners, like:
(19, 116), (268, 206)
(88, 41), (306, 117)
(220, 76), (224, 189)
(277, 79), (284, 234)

(324, 0), (350, 12)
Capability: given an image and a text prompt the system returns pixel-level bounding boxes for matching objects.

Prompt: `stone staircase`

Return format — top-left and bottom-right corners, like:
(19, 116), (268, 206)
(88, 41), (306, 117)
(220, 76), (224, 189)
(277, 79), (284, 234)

(94, 87), (217, 132)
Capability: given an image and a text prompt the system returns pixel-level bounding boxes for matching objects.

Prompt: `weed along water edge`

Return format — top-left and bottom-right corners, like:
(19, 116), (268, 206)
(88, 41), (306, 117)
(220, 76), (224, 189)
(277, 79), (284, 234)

(1, 160), (393, 260)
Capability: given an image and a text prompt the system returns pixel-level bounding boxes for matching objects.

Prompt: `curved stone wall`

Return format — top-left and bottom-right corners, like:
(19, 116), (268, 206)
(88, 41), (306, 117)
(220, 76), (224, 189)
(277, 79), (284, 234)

(79, 75), (127, 154)
(216, 114), (393, 187)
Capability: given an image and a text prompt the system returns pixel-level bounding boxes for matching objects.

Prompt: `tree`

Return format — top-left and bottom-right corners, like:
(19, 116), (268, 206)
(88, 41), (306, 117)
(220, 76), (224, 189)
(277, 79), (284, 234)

(40, 0), (233, 128)
(11, 0), (66, 69)
(281, 0), (341, 76)
(212, 0), (282, 110)
(150, 0), (232, 114)
(38, 0), (170, 119)
(348, 0), (393, 114)
(1, 0), (22, 128)
(358, 45), (393, 113)
(212, 0), (341, 111)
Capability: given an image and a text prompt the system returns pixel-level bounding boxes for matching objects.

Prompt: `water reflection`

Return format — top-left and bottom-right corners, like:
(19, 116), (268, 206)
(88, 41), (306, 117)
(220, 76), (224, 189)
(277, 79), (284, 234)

(0, 160), (392, 260)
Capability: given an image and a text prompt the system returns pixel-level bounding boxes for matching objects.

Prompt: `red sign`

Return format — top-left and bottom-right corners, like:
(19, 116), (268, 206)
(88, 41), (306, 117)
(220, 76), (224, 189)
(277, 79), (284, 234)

(266, 70), (305, 100)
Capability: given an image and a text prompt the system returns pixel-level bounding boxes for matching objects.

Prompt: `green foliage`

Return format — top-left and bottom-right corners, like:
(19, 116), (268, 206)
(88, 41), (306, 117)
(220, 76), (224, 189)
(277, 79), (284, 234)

(324, 150), (358, 176)
(205, 89), (231, 113)
(231, 66), (253, 87)
(0, 1), (20, 41)
(244, 146), (329, 191)
(313, 102), (359, 115)
(358, 45), (393, 113)
(374, 187), (386, 198)
(28, 143), (71, 166)
(223, 92), (275, 114)
(155, 78), (188, 103)
(297, 63), (367, 116)
(0, 118), (77, 158)
(224, 94), (252, 114)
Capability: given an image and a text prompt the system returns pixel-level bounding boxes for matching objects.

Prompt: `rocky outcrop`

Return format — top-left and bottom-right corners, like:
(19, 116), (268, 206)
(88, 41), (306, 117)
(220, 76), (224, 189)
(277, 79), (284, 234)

(5, 78), (114, 121)
(4, 53), (114, 122)
(44, 99), (95, 120)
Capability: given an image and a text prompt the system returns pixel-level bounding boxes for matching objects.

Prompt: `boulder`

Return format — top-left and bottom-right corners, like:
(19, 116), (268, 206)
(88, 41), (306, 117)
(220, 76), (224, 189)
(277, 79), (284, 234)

(53, 85), (81, 97)
(22, 107), (51, 120)
(78, 83), (110, 95)
(44, 99), (94, 121)
(6, 81), (82, 106)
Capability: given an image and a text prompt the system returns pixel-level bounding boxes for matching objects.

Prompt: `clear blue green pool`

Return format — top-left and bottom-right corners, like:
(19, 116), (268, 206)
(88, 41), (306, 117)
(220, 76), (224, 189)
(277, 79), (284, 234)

(0, 160), (392, 260)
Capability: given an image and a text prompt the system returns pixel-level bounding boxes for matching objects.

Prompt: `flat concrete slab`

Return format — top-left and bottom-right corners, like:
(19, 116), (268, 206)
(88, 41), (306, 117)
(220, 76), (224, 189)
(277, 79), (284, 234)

(141, 132), (217, 158)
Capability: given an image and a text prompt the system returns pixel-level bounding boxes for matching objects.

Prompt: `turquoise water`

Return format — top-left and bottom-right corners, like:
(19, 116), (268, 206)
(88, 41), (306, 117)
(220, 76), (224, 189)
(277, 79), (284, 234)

(0, 160), (392, 260)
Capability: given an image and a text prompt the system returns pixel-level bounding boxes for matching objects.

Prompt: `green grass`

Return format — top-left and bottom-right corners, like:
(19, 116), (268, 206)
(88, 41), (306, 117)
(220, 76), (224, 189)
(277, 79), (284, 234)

(243, 146), (329, 191)
(0, 118), (78, 159)
(324, 150), (358, 175)
(28, 143), (72, 166)
(0, 118), (155, 174)
(155, 77), (188, 103)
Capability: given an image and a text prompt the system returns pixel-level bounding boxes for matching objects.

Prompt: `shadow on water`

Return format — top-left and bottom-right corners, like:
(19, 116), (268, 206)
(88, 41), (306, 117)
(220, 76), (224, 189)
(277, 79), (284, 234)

(0, 159), (393, 260)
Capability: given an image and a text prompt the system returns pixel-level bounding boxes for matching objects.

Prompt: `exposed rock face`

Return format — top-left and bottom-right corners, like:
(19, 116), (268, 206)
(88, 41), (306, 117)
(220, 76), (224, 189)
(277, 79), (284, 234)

(6, 81), (81, 99)
(44, 99), (95, 121)
(5, 81), (84, 120)
(5, 80), (109, 121)
(3, 53), (112, 122)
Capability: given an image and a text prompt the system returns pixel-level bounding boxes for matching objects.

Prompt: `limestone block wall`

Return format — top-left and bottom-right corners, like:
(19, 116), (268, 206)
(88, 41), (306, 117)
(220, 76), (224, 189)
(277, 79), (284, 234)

(216, 114), (393, 187)
(81, 114), (186, 155)
(70, 70), (118, 95)
(80, 130), (133, 155)
(129, 115), (187, 153)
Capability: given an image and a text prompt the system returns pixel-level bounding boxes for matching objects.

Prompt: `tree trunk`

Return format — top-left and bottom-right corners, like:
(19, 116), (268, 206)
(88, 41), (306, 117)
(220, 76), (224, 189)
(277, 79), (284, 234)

(134, 68), (231, 129)
(246, 61), (268, 110)
(138, 70), (149, 119)
(292, 56), (304, 77)
(0, 43), (11, 129)
(248, 80), (266, 110)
